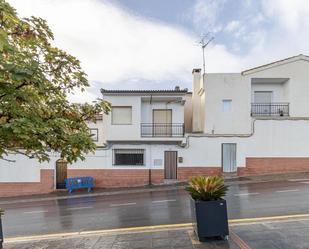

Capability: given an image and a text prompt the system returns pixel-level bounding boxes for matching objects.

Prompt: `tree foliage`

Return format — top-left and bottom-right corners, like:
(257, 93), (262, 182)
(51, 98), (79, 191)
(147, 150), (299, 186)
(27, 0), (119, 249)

(186, 176), (228, 201)
(0, 0), (110, 163)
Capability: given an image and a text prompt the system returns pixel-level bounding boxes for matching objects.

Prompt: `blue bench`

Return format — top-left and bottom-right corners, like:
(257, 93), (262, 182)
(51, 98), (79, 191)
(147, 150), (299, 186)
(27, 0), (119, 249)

(65, 176), (94, 193)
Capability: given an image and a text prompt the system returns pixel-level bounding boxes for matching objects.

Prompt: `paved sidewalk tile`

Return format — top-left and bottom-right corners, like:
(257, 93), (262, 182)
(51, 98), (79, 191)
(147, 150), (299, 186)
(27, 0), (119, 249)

(6, 219), (309, 249)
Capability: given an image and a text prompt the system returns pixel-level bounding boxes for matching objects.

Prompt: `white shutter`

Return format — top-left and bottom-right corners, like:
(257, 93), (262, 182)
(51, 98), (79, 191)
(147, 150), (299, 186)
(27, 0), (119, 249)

(112, 107), (132, 124)
(254, 91), (272, 103)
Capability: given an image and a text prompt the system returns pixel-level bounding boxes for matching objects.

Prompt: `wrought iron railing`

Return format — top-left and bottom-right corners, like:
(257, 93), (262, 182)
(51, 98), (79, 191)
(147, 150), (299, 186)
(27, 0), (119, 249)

(251, 103), (289, 116)
(141, 123), (185, 137)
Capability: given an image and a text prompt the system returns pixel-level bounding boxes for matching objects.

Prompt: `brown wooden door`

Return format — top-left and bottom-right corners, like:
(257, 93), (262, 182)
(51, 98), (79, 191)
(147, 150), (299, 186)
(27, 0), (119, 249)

(56, 159), (67, 189)
(164, 151), (177, 179)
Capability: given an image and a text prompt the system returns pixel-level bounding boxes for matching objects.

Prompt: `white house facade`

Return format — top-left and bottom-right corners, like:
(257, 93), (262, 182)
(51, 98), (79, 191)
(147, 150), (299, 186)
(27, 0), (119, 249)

(2, 54), (309, 197)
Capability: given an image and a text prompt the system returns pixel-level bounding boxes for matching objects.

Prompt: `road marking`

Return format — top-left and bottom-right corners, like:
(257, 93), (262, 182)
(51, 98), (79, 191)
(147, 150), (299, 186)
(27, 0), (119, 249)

(152, 199), (176, 203)
(234, 192), (259, 196)
(230, 231), (251, 249)
(6, 213), (309, 244)
(66, 206), (93, 211)
(110, 202), (136, 207)
(276, 189), (299, 193)
(288, 178), (309, 182)
(300, 181), (309, 184)
(23, 210), (48, 214)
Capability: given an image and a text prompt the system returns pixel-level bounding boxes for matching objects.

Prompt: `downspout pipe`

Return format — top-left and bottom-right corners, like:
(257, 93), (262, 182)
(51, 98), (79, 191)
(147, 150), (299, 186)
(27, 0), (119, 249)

(179, 117), (309, 148)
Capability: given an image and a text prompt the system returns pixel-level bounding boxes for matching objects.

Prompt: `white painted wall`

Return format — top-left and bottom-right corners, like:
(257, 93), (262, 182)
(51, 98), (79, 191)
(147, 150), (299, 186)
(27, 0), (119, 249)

(245, 59), (309, 117)
(102, 95), (141, 141)
(0, 154), (55, 182)
(251, 82), (288, 102)
(3, 119), (309, 182)
(202, 58), (309, 135)
(203, 73), (251, 134)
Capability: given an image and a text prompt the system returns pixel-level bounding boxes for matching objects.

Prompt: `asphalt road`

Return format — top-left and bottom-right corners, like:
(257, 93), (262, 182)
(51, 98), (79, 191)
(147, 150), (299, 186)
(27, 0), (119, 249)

(2, 178), (309, 238)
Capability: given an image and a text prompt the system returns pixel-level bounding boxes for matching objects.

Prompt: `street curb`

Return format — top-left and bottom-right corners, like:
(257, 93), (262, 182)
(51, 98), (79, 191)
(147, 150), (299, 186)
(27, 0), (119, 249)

(5, 213), (309, 244)
(1, 172), (309, 205)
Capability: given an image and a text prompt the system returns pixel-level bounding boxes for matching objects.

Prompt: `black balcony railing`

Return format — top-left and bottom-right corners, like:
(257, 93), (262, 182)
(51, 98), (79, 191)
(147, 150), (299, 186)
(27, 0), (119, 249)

(251, 103), (289, 116)
(141, 123), (185, 137)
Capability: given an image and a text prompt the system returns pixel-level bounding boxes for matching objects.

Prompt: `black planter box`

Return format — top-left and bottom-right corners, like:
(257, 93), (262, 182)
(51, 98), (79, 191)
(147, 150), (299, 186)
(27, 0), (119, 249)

(190, 198), (229, 241)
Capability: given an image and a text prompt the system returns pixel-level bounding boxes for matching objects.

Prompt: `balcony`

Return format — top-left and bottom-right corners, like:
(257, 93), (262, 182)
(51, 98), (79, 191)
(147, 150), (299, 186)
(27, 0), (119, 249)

(141, 123), (185, 137)
(251, 103), (289, 117)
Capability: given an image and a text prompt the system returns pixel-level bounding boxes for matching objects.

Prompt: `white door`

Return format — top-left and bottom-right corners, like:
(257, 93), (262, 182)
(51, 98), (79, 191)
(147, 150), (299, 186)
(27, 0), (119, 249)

(153, 109), (172, 136)
(254, 91), (272, 115)
(254, 91), (272, 103)
(222, 143), (237, 173)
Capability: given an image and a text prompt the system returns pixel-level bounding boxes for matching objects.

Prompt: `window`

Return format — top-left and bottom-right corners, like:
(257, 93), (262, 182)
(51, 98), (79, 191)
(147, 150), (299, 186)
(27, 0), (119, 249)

(89, 128), (98, 141)
(112, 107), (132, 124)
(113, 149), (144, 166)
(223, 100), (232, 112)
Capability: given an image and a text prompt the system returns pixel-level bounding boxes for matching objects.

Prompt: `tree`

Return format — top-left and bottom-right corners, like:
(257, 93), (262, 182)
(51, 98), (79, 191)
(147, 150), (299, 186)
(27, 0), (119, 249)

(0, 0), (110, 163)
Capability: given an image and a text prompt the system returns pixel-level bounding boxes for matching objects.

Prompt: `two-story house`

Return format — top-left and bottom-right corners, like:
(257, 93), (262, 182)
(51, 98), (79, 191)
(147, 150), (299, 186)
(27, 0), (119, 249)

(190, 54), (309, 177)
(2, 54), (309, 197)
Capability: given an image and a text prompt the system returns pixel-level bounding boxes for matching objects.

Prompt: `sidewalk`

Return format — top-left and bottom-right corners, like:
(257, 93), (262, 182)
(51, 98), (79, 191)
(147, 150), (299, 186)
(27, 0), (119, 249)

(5, 216), (309, 249)
(1, 171), (309, 205)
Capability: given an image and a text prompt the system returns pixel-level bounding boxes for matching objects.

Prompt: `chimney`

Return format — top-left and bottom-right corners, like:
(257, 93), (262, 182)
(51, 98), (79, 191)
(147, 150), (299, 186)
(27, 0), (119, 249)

(192, 68), (203, 132)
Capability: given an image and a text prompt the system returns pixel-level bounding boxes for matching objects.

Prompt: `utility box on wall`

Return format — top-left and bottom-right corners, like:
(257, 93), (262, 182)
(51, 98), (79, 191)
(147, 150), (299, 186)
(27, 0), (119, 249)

(178, 157), (183, 163)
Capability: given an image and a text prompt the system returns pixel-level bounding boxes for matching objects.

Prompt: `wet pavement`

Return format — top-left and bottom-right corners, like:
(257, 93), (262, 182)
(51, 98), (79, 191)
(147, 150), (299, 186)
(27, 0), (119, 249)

(5, 217), (309, 249)
(2, 178), (309, 238)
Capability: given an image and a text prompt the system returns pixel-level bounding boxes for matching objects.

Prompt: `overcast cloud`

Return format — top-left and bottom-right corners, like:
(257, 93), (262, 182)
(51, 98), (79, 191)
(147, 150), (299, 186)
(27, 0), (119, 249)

(8, 0), (309, 102)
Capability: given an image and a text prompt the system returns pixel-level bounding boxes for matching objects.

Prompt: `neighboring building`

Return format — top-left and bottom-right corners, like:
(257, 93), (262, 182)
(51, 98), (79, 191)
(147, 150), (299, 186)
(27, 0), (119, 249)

(2, 54), (309, 197)
(191, 54), (309, 176)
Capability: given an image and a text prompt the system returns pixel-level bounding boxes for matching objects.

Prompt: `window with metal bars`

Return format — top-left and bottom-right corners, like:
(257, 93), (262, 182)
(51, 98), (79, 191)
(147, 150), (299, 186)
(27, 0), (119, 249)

(113, 149), (144, 166)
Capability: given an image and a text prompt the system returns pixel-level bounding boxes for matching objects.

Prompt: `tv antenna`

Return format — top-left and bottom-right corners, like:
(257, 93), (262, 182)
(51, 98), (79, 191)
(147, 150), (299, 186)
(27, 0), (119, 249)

(199, 34), (214, 75)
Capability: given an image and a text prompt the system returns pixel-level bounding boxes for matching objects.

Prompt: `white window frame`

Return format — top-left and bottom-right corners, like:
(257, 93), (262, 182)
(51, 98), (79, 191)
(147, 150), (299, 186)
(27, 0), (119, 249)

(111, 106), (132, 125)
(89, 128), (98, 142)
(222, 99), (232, 112)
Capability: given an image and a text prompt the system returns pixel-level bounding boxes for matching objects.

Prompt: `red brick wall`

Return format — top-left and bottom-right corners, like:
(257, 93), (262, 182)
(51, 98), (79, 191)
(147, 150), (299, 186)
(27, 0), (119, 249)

(0, 169), (54, 198)
(68, 167), (222, 188)
(238, 157), (309, 176)
(177, 167), (222, 181)
(68, 169), (163, 188)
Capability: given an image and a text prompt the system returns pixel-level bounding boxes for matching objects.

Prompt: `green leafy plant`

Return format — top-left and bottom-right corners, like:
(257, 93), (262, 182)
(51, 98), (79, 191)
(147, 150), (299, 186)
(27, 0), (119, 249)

(0, 209), (3, 216)
(186, 176), (228, 201)
(0, 0), (111, 163)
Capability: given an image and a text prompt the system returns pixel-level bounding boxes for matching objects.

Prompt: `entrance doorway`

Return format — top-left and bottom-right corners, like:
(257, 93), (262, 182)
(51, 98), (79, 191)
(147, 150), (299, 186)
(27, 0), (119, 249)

(56, 159), (67, 189)
(164, 151), (177, 179)
(222, 143), (237, 173)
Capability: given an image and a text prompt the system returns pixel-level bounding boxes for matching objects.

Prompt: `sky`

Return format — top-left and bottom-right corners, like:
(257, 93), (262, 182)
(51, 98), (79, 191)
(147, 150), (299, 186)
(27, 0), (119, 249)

(7, 0), (309, 102)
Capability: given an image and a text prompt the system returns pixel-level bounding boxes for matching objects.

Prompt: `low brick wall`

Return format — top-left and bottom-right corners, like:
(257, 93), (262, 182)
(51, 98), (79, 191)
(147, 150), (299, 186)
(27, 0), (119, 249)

(0, 169), (54, 198)
(238, 157), (309, 176)
(68, 169), (161, 188)
(177, 167), (222, 181)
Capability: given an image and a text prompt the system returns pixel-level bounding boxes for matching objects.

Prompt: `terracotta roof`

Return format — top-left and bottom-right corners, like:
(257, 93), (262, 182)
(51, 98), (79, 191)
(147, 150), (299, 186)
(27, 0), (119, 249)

(242, 54), (309, 75)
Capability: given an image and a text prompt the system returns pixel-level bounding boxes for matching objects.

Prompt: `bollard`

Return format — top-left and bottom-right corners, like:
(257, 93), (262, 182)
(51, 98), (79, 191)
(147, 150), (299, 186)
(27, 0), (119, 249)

(0, 209), (3, 249)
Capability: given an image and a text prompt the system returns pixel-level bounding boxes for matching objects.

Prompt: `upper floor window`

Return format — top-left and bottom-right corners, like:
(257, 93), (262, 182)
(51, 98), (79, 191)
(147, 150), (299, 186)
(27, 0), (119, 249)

(222, 100), (232, 112)
(89, 128), (98, 142)
(112, 106), (132, 125)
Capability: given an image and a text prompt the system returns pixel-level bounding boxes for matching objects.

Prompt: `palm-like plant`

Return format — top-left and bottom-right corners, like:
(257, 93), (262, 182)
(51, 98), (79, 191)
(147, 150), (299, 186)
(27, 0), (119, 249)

(186, 176), (228, 201)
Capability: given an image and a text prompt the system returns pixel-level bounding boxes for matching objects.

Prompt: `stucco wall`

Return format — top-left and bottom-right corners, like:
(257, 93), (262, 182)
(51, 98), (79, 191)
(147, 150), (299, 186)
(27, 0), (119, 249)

(203, 73), (251, 134)
(3, 119), (309, 183)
